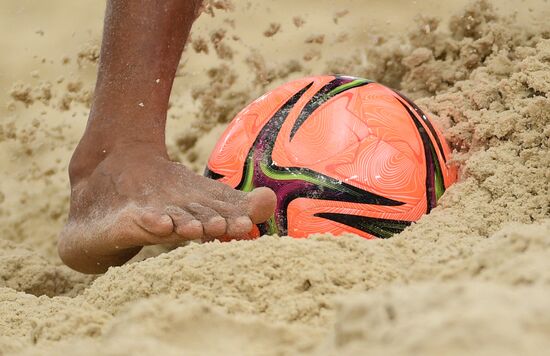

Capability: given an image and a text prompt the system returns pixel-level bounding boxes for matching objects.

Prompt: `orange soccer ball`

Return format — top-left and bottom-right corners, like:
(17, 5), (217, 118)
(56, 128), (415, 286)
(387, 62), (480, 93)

(205, 75), (457, 239)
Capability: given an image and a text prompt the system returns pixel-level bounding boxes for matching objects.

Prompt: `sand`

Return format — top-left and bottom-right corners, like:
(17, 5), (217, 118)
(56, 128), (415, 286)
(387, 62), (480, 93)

(1, 0), (549, 355)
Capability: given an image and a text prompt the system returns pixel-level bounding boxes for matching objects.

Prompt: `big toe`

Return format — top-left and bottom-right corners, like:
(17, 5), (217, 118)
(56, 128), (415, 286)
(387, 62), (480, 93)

(246, 187), (277, 224)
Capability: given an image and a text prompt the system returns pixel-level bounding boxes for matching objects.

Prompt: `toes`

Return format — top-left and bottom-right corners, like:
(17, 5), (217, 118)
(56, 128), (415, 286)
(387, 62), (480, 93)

(136, 208), (174, 236)
(208, 200), (253, 237)
(186, 203), (226, 238)
(229, 216), (254, 237)
(165, 206), (203, 240)
(207, 177), (276, 225)
(246, 187), (277, 224)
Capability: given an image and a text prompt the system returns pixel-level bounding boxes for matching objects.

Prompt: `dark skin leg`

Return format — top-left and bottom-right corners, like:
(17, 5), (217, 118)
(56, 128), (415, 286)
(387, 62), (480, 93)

(59, 0), (276, 274)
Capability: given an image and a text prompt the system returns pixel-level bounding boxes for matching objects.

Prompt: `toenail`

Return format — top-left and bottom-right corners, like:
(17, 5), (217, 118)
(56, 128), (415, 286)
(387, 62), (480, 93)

(160, 215), (172, 224)
(208, 216), (225, 224)
(189, 220), (201, 227)
(236, 216), (252, 225)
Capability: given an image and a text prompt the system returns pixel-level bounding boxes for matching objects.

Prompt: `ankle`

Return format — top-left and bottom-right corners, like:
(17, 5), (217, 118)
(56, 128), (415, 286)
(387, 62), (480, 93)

(68, 136), (106, 184)
(69, 132), (167, 184)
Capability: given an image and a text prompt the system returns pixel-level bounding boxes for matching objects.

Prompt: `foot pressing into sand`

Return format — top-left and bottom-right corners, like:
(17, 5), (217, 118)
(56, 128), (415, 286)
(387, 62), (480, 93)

(61, 144), (275, 274)
(58, 0), (276, 274)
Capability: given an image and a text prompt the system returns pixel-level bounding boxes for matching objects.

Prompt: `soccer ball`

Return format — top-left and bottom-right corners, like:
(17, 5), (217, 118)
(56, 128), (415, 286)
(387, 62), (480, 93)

(205, 75), (457, 239)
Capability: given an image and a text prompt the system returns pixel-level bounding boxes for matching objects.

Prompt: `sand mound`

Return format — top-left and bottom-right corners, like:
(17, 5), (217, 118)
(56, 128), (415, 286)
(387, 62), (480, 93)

(326, 280), (550, 356)
(0, 0), (549, 355)
(19, 297), (314, 356)
(82, 235), (410, 320)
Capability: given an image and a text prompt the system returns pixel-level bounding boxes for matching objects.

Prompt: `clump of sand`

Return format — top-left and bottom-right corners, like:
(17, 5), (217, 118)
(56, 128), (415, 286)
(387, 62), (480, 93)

(1, 1), (549, 355)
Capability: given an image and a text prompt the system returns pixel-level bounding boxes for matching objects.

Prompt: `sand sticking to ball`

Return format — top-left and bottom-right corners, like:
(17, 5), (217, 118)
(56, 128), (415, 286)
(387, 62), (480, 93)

(0, 1), (549, 355)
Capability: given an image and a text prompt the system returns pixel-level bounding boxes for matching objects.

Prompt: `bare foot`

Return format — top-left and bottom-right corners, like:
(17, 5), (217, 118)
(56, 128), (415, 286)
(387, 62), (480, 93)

(57, 0), (277, 274)
(59, 143), (276, 274)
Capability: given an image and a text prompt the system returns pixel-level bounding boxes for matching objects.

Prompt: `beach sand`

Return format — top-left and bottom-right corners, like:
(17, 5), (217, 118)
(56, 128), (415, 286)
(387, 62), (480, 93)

(0, 0), (549, 354)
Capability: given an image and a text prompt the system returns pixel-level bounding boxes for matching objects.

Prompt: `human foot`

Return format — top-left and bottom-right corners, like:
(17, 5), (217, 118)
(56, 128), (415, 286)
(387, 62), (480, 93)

(59, 143), (276, 274)
(56, 0), (277, 274)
